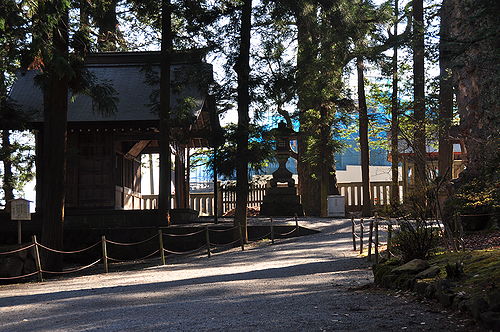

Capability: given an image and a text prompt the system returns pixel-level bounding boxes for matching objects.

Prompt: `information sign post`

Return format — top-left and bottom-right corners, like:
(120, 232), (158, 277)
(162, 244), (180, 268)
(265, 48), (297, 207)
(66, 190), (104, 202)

(10, 199), (31, 244)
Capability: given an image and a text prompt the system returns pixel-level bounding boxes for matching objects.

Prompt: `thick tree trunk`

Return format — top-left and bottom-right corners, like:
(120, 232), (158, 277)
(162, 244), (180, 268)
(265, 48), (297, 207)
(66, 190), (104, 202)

(390, 0), (400, 209)
(448, 0), (499, 180)
(296, 2), (321, 216)
(40, 11), (69, 271)
(438, 0), (453, 181)
(412, 0), (427, 190)
(158, 0), (172, 224)
(357, 57), (372, 217)
(234, 0), (252, 241)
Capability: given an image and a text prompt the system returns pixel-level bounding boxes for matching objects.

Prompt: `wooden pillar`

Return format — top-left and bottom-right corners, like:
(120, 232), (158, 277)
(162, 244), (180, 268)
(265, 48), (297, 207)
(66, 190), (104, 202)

(213, 146), (219, 222)
(185, 148), (190, 209)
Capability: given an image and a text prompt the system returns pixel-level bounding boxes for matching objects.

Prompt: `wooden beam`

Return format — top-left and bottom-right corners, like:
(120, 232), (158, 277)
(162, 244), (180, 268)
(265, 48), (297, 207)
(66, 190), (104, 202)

(124, 140), (151, 160)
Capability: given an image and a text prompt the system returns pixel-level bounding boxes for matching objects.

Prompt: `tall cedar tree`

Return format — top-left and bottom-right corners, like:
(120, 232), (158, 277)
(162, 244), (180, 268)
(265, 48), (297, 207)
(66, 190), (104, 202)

(235, 0), (252, 241)
(158, 0), (173, 223)
(438, 0), (453, 181)
(357, 56), (372, 217)
(390, 0), (400, 208)
(448, 0), (499, 183)
(296, 1), (321, 216)
(412, 0), (426, 190)
(36, 2), (71, 271)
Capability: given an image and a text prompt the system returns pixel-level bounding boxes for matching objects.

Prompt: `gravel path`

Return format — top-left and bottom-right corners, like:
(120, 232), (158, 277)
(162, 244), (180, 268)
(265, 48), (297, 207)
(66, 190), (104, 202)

(0, 218), (474, 331)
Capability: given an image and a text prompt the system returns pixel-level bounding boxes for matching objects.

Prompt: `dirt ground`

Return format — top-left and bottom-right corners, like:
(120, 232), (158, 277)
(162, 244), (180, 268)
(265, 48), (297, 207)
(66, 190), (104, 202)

(0, 218), (478, 331)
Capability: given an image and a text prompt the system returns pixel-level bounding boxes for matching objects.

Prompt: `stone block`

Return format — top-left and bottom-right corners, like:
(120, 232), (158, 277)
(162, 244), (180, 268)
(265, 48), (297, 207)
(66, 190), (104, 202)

(391, 259), (430, 274)
(416, 265), (440, 279)
(266, 187), (297, 196)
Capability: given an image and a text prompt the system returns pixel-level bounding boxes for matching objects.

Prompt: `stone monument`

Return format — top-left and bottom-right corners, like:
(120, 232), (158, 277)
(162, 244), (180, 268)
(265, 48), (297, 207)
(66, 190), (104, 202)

(260, 121), (304, 216)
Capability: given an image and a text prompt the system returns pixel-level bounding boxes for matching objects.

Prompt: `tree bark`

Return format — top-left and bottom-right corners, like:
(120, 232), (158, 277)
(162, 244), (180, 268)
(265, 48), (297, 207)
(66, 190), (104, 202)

(40, 10), (69, 271)
(438, 0), (453, 181)
(296, 2), (321, 216)
(390, 0), (400, 209)
(448, 0), (499, 180)
(234, 0), (252, 242)
(412, 0), (427, 190)
(357, 57), (372, 217)
(159, 0), (173, 224)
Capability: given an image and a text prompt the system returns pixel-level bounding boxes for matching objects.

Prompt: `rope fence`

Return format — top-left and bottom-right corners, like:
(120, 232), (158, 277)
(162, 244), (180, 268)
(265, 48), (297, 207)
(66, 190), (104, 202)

(350, 214), (398, 264)
(0, 218), (305, 283)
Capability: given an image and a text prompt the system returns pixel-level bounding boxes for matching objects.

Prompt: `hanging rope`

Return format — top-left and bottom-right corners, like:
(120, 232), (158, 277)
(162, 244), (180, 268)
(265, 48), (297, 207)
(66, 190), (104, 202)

(209, 238), (241, 248)
(36, 241), (101, 254)
(208, 226), (238, 233)
(0, 271), (39, 280)
(41, 258), (102, 275)
(105, 234), (158, 246)
(0, 244), (35, 255)
(163, 245), (206, 255)
(163, 229), (205, 237)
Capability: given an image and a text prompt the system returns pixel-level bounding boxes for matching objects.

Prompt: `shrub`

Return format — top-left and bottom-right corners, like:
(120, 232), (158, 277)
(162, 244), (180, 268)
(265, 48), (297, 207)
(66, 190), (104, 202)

(391, 220), (439, 262)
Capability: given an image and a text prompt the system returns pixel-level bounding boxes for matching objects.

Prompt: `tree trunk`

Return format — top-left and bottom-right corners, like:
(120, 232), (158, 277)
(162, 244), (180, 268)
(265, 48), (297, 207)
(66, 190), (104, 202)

(234, 0), (252, 241)
(438, 0), (453, 181)
(296, 2), (321, 216)
(319, 105), (329, 217)
(357, 57), (372, 217)
(158, 0), (173, 224)
(390, 0), (400, 209)
(1, 130), (14, 209)
(448, 0), (498, 180)
(40, 10), (69, 271)
(412, 0), (427, 191)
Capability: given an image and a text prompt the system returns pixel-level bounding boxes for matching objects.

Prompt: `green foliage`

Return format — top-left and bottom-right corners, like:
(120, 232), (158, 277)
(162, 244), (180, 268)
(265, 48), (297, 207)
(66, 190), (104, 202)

(208, 123), (273, 178)
(445, 261), (464, 280)
(391, 219), (439, 262)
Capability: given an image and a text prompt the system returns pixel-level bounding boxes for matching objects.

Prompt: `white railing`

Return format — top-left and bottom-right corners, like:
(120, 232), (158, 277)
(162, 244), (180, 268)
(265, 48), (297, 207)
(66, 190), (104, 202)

(141, 181), (404, 215)
(337, 181), (404, 211)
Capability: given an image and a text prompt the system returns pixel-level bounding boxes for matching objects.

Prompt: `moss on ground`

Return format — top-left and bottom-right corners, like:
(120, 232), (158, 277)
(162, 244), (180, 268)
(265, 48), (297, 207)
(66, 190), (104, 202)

(428, 249), (500, 297)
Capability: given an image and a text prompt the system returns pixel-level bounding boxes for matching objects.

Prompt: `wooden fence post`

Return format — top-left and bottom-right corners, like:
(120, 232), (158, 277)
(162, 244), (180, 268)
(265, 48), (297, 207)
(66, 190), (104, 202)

(270, 217), (274, 244)
(387, 223), (392, 255)
(359, 219), (364, 255)
(101, 235), (109, 273)
(159, 229), (166, 265)
(32, 235), (43, 282)
(375, 221), (379, 264)
(351, 216), (357, 251)
(205, 226), (211, 258)
(295, 214), (299, 236)
(239, 225), (245, 251)
(368, 219), (374, 261)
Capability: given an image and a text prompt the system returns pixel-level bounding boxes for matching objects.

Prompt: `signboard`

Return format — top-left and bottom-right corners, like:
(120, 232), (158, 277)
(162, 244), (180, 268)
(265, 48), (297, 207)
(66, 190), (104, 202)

(10, 199), (31, 221)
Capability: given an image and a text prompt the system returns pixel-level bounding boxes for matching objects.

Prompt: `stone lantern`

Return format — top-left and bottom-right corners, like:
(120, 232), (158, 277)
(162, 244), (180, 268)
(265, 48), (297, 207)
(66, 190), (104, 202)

(260, 121), (304, 216)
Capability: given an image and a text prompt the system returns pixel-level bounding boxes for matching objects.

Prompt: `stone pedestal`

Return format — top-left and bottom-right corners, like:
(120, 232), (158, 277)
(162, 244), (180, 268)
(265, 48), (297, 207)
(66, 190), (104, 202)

(260, 186), (304, 216)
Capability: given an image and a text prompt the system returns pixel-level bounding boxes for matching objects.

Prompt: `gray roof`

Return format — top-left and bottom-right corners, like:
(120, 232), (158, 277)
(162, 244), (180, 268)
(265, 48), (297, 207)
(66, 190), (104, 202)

(9, 51), (213, 125)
